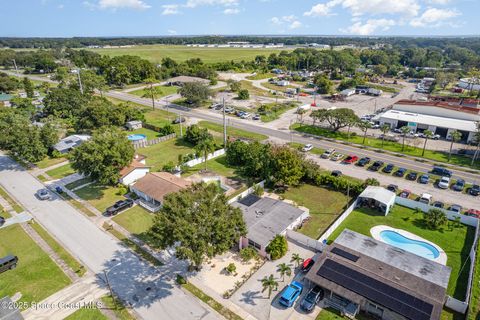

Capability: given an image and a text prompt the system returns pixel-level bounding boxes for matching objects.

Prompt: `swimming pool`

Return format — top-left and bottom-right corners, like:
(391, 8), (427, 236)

(379, 230), (440, 260)
(127, 134), (147, 142)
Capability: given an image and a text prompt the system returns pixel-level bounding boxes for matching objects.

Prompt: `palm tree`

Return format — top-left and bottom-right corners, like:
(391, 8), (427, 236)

(448, 130), (462, 162)
(421, 130), (433, 157)
(358, 121), (372, 145)
(290, 253), (303, 268)
(261, 274), (278, 298)
(346, 118), (359, 140)
(380, 124), (390, 149)
(276, 263), (292, 282)
(400, 126), (411, 152)
(195, 135), (216, 171)
(142, 77), (163, 110)
(424, 208), (447, 230)
(297, 108), (307, 123)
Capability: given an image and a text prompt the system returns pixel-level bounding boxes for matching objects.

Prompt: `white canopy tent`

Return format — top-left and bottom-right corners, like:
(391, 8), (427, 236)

(357, 186), (396, 215)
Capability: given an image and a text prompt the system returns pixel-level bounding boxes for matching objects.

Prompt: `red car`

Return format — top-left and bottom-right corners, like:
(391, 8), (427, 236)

(343, 155), (359, 164)
(466, 209), (480, 218)
(301, 258), (315, 273)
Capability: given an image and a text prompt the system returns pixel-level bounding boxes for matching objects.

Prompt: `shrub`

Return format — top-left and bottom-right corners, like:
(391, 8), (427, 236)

(266, 235), (288, 260)
(162, 161), (176, 173)
(424, 209), (447, 230)
(364, 178), (380, 187)
(160, 124), (175, 136)
(237, 89), (250, 100)
(240, 247), (258, 262)
(116, 185), (128, 195)
(226, 263), (237, 275)
(253, 184), (264, 197)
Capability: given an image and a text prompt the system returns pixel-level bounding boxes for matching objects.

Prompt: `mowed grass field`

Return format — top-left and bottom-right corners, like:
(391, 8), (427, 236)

(87, 45), (292, 63)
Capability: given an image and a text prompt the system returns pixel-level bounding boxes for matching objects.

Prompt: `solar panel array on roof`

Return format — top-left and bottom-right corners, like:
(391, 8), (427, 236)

(331, 247), (359, 262)
(317, 259), (433, 320)
(238, 194), (261, 207)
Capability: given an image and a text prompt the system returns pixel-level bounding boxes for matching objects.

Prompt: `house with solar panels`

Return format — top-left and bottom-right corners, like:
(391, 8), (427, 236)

(305, 229), (451, 320)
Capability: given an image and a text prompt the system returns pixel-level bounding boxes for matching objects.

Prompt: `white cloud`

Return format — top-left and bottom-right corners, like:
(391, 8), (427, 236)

(305, 0), (420, 18)
(289, 21), (302, 29)
(168, 29), (177, 34)
(223, 8), (240, 14)
(304, 0), (341, 17)
(410, 7), (460, 27)
(162, 4), (180, 15)
(184, 0), (238, 8)
(270, 17), (281, 25)
(270, 15), (303, 30)
(97, 0), (150, 9)
(426, 0), (450, 4)
(341, 18), (395, 35)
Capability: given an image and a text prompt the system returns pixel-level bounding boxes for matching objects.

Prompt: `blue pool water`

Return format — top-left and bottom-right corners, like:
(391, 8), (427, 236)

(127, 134), (146, 142)
(379, 230), (439, 260)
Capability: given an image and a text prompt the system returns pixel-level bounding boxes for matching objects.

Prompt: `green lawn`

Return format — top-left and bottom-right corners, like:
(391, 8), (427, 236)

(0, 186), (23, 213)
(198, 121), (267, 141)
(74, 183), (125, 212)
(239, 80), (281, 99)
(138, 138), (195, 171)
(328, 205), (475, 300)
(45, 163), (75, 180)
(292, 123), (480, 170)
(129, 85), (178, 98)
(246, 73), (274, 80)
(129, 127), (161, 140)
(112, 206), (154, 243)
(282, 184), (349, 239)
(29, 221), (86, 277)
(0, 224), (71, 306)
(65, 307), (107, 320)
(262, 82), (297, 93)
(288, 142), (325, 156)
(259, 102), (298, 122)
(183, 155), (240, 178)
(100, 295), (135, 320)
(467, 239), (480, 320)
(65, 177), (93, 190)
(88, 44), (291, 64)
(34, 156), (68, 169)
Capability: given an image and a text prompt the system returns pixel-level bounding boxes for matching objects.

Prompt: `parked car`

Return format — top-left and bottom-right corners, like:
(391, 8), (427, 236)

(394, 168), (407, 177)
(343, 155), (358, 164)
(382, 163), (395, 173)
(224, 107), (234, 113)
(387, 184), (398, 192)
(449, 204), (462, 213)
(172, 117), (186, 124)
(466, 209), (480, 218)
(452, 179), (465, 192)
(432, 166), (452, 177)
(438, 176), (450, 189)
(399, 189), (411, 198)
(369, 161), (384, 171)
(302, 144), (313, 152)
(331, 153), (344, 161)
(432, 201), (444, 209)
(36, 189), (51, 200)
(469, 184), (480, 196)
(105, 199), (134, 216)
(301, 258), (315, 273)
(321, 148), (336, 159)
(252, 114), (260, 120)
(0, 216), (5, 227)
(378, 134), (400, 142)
(0, 255), (18, 274)
(55, 186), (63, 194)
(406, 172), (418, 181)
(357, 157), (371, 167)
(419, 193), (433, 204)
(279, 281), (303, 307)
(300, 286), (324, 312)
(419, 174), (430, 184)
(209, 103), (221, 109)
(240, 112), (251, 119)
(331, 170), (342, 177)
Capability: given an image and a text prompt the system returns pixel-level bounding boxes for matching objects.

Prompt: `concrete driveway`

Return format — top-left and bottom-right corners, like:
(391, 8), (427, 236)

(0, 212), (32, 229)
(230, 241), (319, 320)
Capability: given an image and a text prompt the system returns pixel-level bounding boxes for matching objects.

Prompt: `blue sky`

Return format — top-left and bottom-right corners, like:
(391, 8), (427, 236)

(1, 0), (479, 37)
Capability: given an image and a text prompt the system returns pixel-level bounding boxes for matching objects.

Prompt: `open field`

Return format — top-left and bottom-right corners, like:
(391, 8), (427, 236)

(328, 205), (475, 301)
(45, 163), (75, 180)
(137, 138), (195, 171)
(0, 224), (71, 306)
(198, 121), (267, 141)
(75, 183), (125, 212)
(129, 85), (178, 98)
(87, 45), (292, 64)
(112, 205), (154, 242)
(282, 184), (350, 239)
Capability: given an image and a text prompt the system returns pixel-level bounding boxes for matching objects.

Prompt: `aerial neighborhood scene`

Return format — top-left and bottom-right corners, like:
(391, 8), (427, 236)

(2, 1), (480, 320)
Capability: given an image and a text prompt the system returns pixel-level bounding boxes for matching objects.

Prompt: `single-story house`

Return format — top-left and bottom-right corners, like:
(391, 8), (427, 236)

(166, 76), (210, 87)
(119, 154), (150, 186)
(305, 229), (451, 320)
(232, 195), (309, 258)
(53, 135), (91, 154)
(130, 172), (191, 212)
(356, 186), (396, 215)
(125, 120), (142, 130)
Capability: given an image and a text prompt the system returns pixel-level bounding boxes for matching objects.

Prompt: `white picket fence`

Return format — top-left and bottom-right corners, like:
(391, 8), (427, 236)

(318, 200), (358, 244)
(184, 149), (226, 167)
(227, 180), (265, 204)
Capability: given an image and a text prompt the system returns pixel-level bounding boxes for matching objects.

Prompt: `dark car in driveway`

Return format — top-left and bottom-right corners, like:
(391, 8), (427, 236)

(452, 179), (465, 192)
(387, 184), (398, 192)
(432, 201), (444, 209)
(300, 286), (324, 312)
(357, 157), (371, 167)
(394, 168), (407, 177)
(369, 161), (384, 171)
(419, 174), (430, 184)
(105, 199), (134, 216)
(331, 170), (342, 177)
(470, 184), (480, 196)
(406, 172), (418, 181)
(382, 164), (394, 173)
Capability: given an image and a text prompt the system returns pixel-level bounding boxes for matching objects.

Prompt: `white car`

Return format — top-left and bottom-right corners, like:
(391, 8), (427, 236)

(438, 177), (450, 189)
(321, 148), (336, 159)
(36, 189), (51, 200)
(302, 144), (313, 152)
(240, 112), (251, 119)
(419, 193), (432, 204)
(331, 153), (344, 161)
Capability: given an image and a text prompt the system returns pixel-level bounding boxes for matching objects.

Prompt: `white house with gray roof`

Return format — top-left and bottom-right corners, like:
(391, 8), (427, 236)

(232, 194), (309, 258)
(53, 135), (91, 154)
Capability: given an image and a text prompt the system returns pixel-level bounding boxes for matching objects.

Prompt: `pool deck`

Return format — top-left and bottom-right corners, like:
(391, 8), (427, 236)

(370, 225), (447, 265)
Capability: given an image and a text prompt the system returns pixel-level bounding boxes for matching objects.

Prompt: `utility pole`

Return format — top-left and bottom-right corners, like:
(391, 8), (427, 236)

(179, 112), (183, 138)
(472, 141), (480, 166)
(103, 270), (117, 308)
(12, 59), (18, 74)
(76, 69), (84, 94)
(223, 96), (227, 147)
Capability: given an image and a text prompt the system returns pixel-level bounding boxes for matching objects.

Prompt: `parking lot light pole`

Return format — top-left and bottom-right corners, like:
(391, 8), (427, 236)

(103, 261), (122, 308)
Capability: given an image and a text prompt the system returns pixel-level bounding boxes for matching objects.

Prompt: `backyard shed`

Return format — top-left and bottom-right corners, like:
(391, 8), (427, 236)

(357, 186), (396, 215)
(125, 120), (142, 130)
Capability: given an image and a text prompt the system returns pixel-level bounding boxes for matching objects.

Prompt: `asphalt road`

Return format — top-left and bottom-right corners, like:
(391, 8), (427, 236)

(106, 91), (480, 185)
(0, 154), (221, 320)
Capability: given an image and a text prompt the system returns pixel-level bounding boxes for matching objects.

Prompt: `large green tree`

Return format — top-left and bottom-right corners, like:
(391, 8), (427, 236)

(70, 127), (134, 185)
(23, 77), (34, 98)
(313, 74), (333, 94)
(179, 82), (212, 107)
(148, 183), (247, 270)
(310, 108), (359, 132)
(424, 209), (447, 230)
(270, 145), (304, 186)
